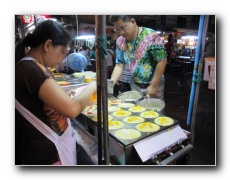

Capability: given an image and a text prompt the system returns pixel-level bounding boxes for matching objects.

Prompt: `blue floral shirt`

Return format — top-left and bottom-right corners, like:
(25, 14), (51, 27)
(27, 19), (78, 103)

(115, 27), (167, 84)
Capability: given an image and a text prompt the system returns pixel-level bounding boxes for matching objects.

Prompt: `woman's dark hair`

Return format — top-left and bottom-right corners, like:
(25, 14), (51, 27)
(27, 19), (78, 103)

(109, 15), (138, 23)
(15, 20), (71, 64)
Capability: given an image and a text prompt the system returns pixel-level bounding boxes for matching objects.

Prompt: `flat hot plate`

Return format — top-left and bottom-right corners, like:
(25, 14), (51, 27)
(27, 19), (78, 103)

(81, 105), (179, 146)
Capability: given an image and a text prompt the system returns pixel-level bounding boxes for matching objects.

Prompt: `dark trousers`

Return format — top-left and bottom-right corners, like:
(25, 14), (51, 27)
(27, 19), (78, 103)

(120, 81), (131, 93)
(113, 81), (131, 97)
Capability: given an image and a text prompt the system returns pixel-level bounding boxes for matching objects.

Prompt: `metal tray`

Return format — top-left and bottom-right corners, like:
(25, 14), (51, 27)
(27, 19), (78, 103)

(117, 91), (143, 104)
(137, 98), (165, 112)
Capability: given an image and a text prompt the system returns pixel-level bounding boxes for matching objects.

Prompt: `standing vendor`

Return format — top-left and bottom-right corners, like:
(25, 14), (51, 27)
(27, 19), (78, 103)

(109, 15), (167, 100)
(15, 20), (97, 165)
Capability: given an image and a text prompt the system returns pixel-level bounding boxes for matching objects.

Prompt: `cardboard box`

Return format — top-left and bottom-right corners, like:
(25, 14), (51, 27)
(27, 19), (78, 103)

(203, 57), (215, 81)
(208, 65), (215, 90)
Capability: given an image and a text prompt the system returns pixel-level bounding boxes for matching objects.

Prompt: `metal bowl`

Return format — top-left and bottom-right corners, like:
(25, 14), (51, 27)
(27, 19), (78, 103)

(137, 98), (165, 112)
(117, 91), (143, 104)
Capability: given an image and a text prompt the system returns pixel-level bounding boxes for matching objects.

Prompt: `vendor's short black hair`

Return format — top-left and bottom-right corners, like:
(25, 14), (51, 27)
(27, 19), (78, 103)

(109, 15), (138, 23)
(168, 34), (173, 42)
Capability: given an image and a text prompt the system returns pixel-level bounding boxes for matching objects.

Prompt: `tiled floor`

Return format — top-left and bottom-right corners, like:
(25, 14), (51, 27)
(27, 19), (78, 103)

(164, 67), (216, 165)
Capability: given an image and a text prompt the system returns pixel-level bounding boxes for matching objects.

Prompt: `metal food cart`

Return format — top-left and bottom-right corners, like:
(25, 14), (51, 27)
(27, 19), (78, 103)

(60, 80), (193, 165)
(59, 15), (210, 165)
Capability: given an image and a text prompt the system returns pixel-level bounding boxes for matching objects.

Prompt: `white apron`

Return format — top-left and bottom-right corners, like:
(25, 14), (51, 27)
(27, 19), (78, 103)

(15, 58), (77, 165)
(15, 99), (77, 165)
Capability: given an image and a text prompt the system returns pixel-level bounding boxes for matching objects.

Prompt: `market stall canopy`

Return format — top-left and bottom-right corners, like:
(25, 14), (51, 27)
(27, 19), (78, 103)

(24, 17), (60, 32)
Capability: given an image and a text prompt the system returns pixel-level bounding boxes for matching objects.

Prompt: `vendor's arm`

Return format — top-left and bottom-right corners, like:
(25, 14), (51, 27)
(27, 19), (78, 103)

(110, 63), (124, 86)
(146, 58), (167, 97)
(39, 79), (97, 118)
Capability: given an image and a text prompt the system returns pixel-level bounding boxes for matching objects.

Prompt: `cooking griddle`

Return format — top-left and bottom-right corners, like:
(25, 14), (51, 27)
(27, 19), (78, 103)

(82, 105), (180, 146)
(74, 98), (190, 165)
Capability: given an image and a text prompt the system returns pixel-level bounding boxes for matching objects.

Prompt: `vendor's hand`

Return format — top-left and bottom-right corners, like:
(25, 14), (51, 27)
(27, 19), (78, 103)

(116, 80), (121, 86)
(146, 85), (158, 98)
(67, 89), (76, 97)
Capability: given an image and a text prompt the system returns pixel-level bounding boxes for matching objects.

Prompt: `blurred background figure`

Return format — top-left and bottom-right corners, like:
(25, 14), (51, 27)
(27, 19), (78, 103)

(164, 34), (173, 58)
(181, 44), (188, 56)
(164, 34), (176, 64)
(78, 45), (91, 65)
(90, 45), (96, 60)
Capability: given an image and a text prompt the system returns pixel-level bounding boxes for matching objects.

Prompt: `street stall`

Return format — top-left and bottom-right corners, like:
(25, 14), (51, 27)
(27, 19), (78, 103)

(53, 15), (211, 165)
(73, 100), (192, 165)
(56, 75), (193, 165)
(54, 15), (194, 163)
(14, 14), (216, 166)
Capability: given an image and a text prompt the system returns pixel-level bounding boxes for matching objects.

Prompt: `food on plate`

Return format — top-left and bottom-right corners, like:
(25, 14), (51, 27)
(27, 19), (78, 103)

(112, 109), (132, 117)
(108, 99), (124, 105)
(154, 117), (174, 126)
(108, 120), (125, 130)
(92, 115), (113, 122)
(128, 105), (146, 113)
(84, 71), (96, 78)
(84, 76), (93, 83)
(123, 116), (145, 123)
(82, 105), (97, 116)
(53, 73), (64, 78)
(108, 106), (121, 112)
(136, 122), (160, 132)
(83, 109), (97, 116)
(115, 129), (141, 139)
(117, 103), (135, 108)
(140, 111), (159, 118)
(84, 105), (97, 110)
(73, 72), (84, 78)
(57, 81), (71, 86)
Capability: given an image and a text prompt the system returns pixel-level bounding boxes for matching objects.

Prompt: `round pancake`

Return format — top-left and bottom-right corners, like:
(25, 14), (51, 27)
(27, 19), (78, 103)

(92, 115), (113, 121)
(82, 109), (97, 116)
(115, 129), (141, 139)
(57, 81), (71, 86)
(108, 120), (125, 130)
(112, 109), (132, 117)
(108, 99), (124, 105)
(154, 117), (174, 126)
(118, 103), (135, 108)
(108, 106), (121, 112)
(82, 105), (97, 116)
(53, 73), (64, 78)
(123, 116), (145, 123)
(140, 111), (159, 118)
(84, 105), (97, 110)
(136, 122), (160, 132)
(128, 105), (146, 113)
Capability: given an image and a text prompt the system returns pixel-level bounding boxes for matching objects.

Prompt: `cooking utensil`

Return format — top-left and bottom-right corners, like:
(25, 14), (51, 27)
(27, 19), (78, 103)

(144, 94), (152, 110)
(137, 97), (165, 112)
(117, 91), (143, 104)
